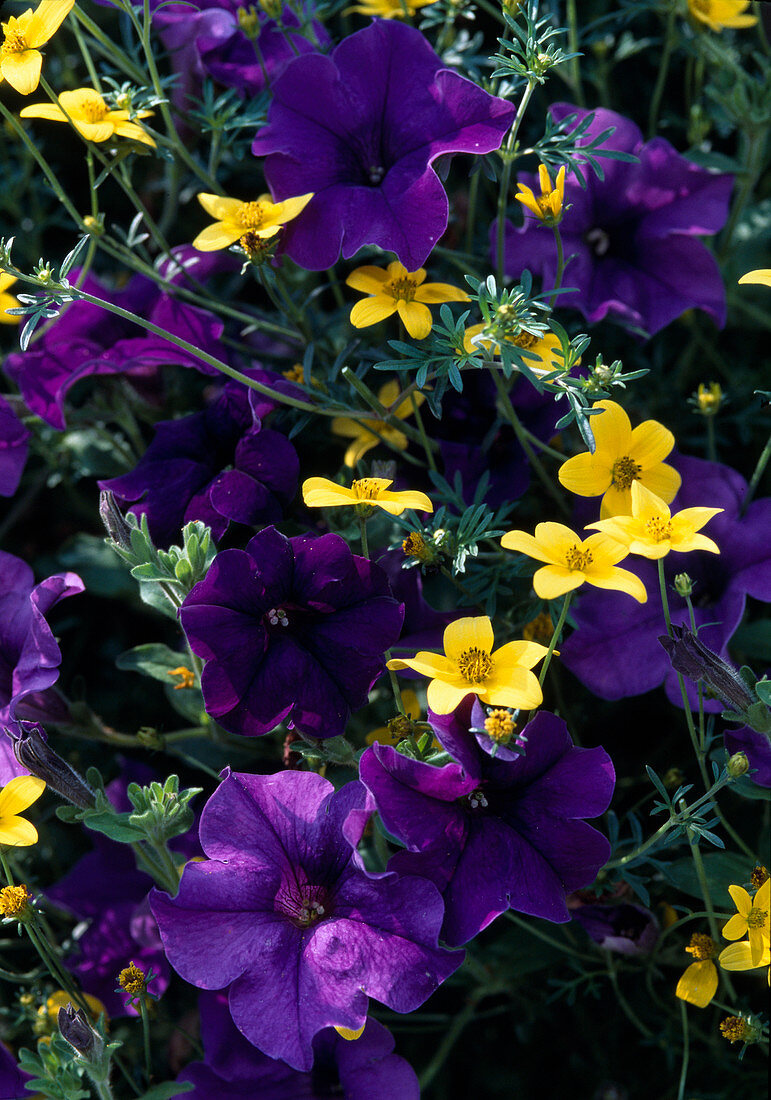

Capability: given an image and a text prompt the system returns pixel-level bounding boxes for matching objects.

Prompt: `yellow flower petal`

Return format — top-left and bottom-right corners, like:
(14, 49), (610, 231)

(301, 478), (356, 508)
(26, 0), (74, 47)
(1, 49), (43, 95)
(500, 529), (556, 565)
(629, 419), (675, 469)
(532, 564), (586, 600)
(532, 522), (582, 563)
(0, 775), (46, 817)
(480, 667), (543, 711)
(727, 884), (752, 918)
(196, 194), (246, 221)
(427, 679), (475, 714)
(335, 1024), (366, 1041)
(739, 269), (771, 287)
(396, 299), (433, 340)
(371, 489), (434, 515)
(415, 282), (470, 304)
(558, 451), (612, 497)
(493, 640), (549, 672)
(350, 296), (398, 329)
(718, 940), (770, 971)
(582, 566), (647, 603)
(113, 121), (155, 146)
(19, 101), (67, 122)
(387, 653), (457, 680)
(675, 960), (718, 1007)
(582, 532), (631, 567)
(591, 400), (633, 460)
(269, 192), (313, 224)
(345, 266), (391, 294)
(443, 617), (494, 663)
(192, 223), (243, 251)
(721, 913), (748, 941)
(638, 463), (681, 504)
(0, 816), (39, 847)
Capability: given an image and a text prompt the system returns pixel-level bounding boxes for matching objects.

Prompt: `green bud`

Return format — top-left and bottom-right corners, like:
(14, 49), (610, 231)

(727, 752), (750, 778)
(673, 573), (694, 597)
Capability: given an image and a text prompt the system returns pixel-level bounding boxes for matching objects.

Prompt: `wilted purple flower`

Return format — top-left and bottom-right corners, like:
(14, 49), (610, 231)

(252, 20), (515, 270)
(180, 527), (404, 738)
(100, 377), (299, 548)
(359, 701), (614, 947)
(4, 271), (225, 430)
(0, 553), (83, 782)
(659, 625), (756, 714)
(12, 722), (96, 809)
(179, 992), (420, 1099)
(571, 900), (659, 956)
(151, 770), (462, 1071)
(562, 455), (771, 709)
(498, 104), (732, 336)
(0, 395), (30, 498)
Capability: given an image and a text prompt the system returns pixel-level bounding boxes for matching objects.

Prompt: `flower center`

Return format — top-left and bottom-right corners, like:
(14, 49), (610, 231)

(513, 330), (538, 349)
(351, 477), (382, 500)
(118, 962), (147, 997)
(457, 647), (494, 684)
(564, 544), (593, 571)
(747, 908), (767, 930)
(368, 165), (385, 185)
(384, 276), (419, 303)
(484, 709), (516, 743)
(274, 881), (331, 928)
(685, 932), (716, 961)
(585, 227), (610, 256)
(645, 515), (673, 542)
(266, 607), (289, 628)
(466, 788), (489, 810)
(751, 865), (769, 889)
(720, 1016), (750, 1044)
(78, 92), (110, 124)
(0, 883), (30, 919)
(611, 455), (642, 490)
(522, 611), (553, 643)
(0, 27), (27, 55)
(238, 201), (265, 229)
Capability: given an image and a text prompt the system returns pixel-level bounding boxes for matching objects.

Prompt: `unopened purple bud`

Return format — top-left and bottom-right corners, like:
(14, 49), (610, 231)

(58, 1004), (95, 1057)
(12, 723), (96, 809)
(99, 490), (132, 549)
(658, 627), (755, 713)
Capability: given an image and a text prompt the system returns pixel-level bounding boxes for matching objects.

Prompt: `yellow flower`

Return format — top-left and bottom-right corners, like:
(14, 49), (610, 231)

(347, 0), (437, 17)
(0, 775), (46, 846)
(0, 0), (74, 96)
(515, 163), (566, 225)
(687, 0), (757, 31)
(675, 932), (719, 1008)
(694, 382), (722, 416)
(721, 878), (770, 966)
(738, 269), (771, 287)
(331, 380), (425, 468)
(302, 476), (433, 516)
(587, 481), (722, 560)
(387, 615), (548, 715)
(0, 883), (32, 920)
(462, 324), (566, 376)
(558, 400), (681, 518)
(0, 271), (21, 326)
(46, 990), (108, 1024)
(346, 261), (470, 341)
(20, 88), (155, 146)
(501, 522), (648, 603)
(192, 191), (313, 252)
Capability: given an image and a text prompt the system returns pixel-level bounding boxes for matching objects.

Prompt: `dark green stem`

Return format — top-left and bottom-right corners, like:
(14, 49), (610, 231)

(648, 5), (677, 138)
(538, 591), (572, 686)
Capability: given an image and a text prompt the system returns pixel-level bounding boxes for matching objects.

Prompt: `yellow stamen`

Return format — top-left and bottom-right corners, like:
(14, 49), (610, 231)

(167, 666), (195, 690)
(685, 932), (717, 961)
(118, 962), (147, 997)
(720, 1016), (750, 1043)
(751, 865), (769, 889)
(384, 276), (419, 302)
(351, 478), (383, 500)
(645, 515), (673, 542)
(238, 201), (265, 229)
(0, 883), (31, 919)
(564, 545), (594, 571)
(457, 648), (494, 684)
(484, 709), (516, 743)
(611, 455), (642, 491)
(522, 611), (553, 644)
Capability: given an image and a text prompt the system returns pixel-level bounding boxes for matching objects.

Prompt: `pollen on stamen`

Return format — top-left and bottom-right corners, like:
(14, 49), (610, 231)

(564, 545), (594, 571)
(645, 516), (673, 542)
(684, 932), (716, 961)
(238, 201), (265, 230)
(267, 607), (289, 628)
(457, 647), (494, 684)
(484, 709), (517, 744)
(385, 277), (418, 303)
(467, 788), (489, 810)
(351, 477), (383, 500)
(611, 455), (642, 491)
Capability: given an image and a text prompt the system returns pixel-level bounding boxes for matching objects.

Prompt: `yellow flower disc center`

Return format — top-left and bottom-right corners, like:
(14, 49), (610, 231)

(720, 1017), (749, 1043)
(118, 962), (146, 996)
(79, 93), (109, 123)
(565, 545), (594, 571)
(385, 276), (419, 303)
(611, 455), (642, 490)
(0, 883), (30, 918)
(352, 477), (382, 501)
(645, 515), (673, 542)
(747, 908), (767, 929)
(238, 201), (265, 229)
(484, 709), (516, 743)
(457, 647), (494, 684)
(750, 865), (769, 889)
(685, 932), (716, 960)
(513, 331), (538, 349)
(1, 28), (27, 55)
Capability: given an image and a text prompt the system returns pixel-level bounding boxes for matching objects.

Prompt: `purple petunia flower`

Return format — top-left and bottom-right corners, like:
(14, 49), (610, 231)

(3, 270), (225, 431)
(151, 770), (462, 1072)
(251, 20), (515, 270)
(180, 526), (404, 738)
(100, 376), (299, 549)
(561, 455), (771, 708)
(179, 992), (420, 1099)
(0, 553), (83, 781)
(0, 1043), (29, 1100)
(570, 899), (659, 956)
(0, 395), (30, 498)
(359, 701), (615, 947)
(497, 104), (733, 336)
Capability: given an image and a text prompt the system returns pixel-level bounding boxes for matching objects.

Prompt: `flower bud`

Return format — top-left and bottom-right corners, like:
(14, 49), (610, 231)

(726, 751), (749, 778)
(673, 573), (693, 598)
(658, 626), (755, 713)
(99, 490), (132, 550)
(12, 723), (96, 810)
(58, 1004), (97, 1058)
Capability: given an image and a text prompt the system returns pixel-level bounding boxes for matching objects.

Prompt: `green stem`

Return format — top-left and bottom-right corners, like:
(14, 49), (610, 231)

(742, 429), (771, 516)
(386, 662), (407, 717)
(358, 515), (369, 558)
(490, 369), (570, 517)
(411, 397), (437, 472)
(419, 989), (486, 1092)
(538, 591), (572, 687)
(548, 224), (565, 310)
(676, 999), (690, 1100)
(647, 5), (677, 138)
(566, 0), (585, 107)
(139, 996), (152, 1084)
(681, 797), (736, 999)
(718, 127), (766, 261)
(606, 954), (654, 1039)
(496, 79), (537, 286)
(72, 5), (147, 84)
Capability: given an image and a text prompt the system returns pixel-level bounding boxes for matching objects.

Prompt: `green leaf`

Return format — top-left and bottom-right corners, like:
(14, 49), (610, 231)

(82, 810), (145, 843)
(136, 1083), (194, 1099)
(658, 852), (749, 900)
(117, 644), (190, 684)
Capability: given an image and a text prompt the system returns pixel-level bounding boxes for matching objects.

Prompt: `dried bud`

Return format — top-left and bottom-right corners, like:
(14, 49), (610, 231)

(99, 490), (132, 550)
(12, 723), (96, 810)
(58, 1004), (96, 1057)
(658, 626), (755, 714)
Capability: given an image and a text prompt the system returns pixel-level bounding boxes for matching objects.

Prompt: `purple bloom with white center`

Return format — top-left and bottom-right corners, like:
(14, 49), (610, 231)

(151, 770), (461, 1072)
(497, 104), (733, 336)
(561, 455), (771, 708)
(179, 992), (420, 1099)
(3, 271), (225, 430)
(180, 526), (404, 738)
(100, 377), (299, 549)
(0, 395), (30, 498)
(251, 20), (515, 270)
(0, 553), (83, 781)
(359, 701), (615, 947)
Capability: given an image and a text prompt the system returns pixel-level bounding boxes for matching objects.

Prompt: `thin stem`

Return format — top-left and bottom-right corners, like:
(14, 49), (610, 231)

(358, 515), (369, 558)
(606, 954), (654, 1039)
(538, 591), (572, 687)
(648, 5), (677, 138)
(411, 397), (437, 472)
(139, 997), (152, 1084)
(566, 0), (585, 107)
(0, 101), (84, 228)
(548, 224), (565, 309)
(676, 999), (690, 1100)
(742, 429), (771, 516)
(496, 80), (537, 286)
(419, 989), (486, 1091)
